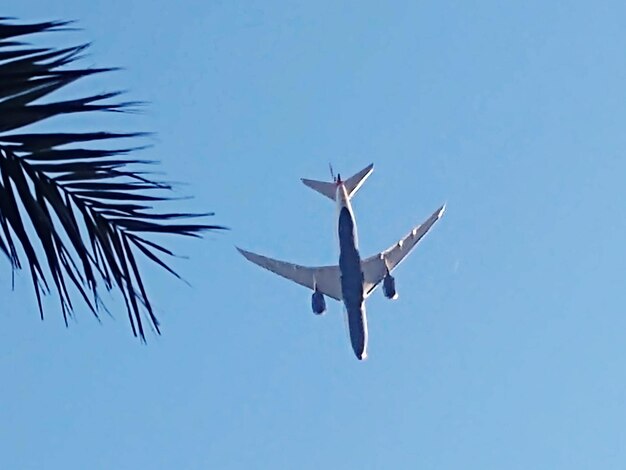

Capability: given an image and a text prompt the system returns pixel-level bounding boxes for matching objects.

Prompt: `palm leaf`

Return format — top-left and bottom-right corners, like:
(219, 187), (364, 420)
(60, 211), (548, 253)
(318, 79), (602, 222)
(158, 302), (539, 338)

(0, 18), (225, 340)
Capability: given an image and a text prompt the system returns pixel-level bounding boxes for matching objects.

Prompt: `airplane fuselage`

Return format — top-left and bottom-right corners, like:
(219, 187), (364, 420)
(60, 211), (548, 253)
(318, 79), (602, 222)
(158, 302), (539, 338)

(336, 183), (368, 360)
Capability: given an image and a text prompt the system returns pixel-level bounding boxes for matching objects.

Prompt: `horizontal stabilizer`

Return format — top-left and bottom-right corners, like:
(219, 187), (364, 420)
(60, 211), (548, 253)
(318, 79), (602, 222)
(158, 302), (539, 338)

(301, 163), (374, 201)
(301, 178), (337, 201)
(343, 163), (373, 199)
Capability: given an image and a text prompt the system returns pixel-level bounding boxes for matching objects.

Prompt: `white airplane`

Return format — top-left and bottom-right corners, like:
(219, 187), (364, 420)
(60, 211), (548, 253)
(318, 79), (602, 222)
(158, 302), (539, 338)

(237, 163), (445, 360)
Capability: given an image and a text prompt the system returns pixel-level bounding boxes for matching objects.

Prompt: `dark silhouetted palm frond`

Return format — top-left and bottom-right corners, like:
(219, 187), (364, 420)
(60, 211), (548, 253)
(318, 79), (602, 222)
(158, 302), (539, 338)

(0, 19), (224, 339)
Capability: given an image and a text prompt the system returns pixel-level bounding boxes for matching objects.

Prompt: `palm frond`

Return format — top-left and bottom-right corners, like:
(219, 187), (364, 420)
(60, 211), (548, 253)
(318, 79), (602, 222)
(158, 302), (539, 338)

(0, 18), (225, 340)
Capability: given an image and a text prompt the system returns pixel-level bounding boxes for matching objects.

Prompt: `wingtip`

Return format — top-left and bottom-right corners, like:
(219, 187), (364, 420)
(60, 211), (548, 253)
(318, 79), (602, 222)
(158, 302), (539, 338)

(438, 203), (446, 218)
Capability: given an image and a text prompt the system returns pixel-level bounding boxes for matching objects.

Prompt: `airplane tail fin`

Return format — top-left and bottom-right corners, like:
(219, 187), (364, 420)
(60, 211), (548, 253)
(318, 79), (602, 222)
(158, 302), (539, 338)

(301, 163), (374, 201)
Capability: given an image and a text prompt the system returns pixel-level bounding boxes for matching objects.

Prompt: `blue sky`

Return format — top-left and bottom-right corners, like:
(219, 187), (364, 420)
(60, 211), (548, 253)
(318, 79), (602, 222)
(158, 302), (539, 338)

(3, 1), (626, 468)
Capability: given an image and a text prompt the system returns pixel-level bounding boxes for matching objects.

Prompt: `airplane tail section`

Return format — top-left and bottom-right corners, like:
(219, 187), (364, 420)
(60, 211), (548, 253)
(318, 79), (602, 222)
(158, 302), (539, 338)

(301, 163), (374, 201)
(343, 163), (373, 199)
(301, 178), (337, 201)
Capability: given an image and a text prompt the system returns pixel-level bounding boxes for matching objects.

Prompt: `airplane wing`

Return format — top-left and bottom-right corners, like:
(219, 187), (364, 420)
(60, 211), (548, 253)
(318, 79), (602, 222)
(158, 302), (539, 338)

(237, 248), (343, 301)
(361, 204), (445, 297)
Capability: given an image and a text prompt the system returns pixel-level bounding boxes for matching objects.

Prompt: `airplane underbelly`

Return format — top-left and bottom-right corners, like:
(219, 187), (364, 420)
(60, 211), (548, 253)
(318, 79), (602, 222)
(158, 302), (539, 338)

(345, 303), (368, 360)
(338, 207), (367, 359)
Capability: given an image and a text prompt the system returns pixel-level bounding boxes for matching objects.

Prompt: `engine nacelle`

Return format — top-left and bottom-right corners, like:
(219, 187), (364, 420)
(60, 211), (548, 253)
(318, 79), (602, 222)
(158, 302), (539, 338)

(383, 273), (398, 300)
(311, 290), (326, 315)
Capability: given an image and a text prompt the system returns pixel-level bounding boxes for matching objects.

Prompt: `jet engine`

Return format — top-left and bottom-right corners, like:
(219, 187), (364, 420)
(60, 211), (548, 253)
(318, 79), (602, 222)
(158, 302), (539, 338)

(311, 290), (326, 315)
(383, 273), (398, 300)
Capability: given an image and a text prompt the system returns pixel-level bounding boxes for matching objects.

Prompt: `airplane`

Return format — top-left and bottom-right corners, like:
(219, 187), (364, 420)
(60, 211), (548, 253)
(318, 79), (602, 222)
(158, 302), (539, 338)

(237, 163), (445, 360)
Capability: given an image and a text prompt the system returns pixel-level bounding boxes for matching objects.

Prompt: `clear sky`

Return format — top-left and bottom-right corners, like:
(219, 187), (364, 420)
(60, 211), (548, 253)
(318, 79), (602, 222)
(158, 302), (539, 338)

(3, 1), (626, 469)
